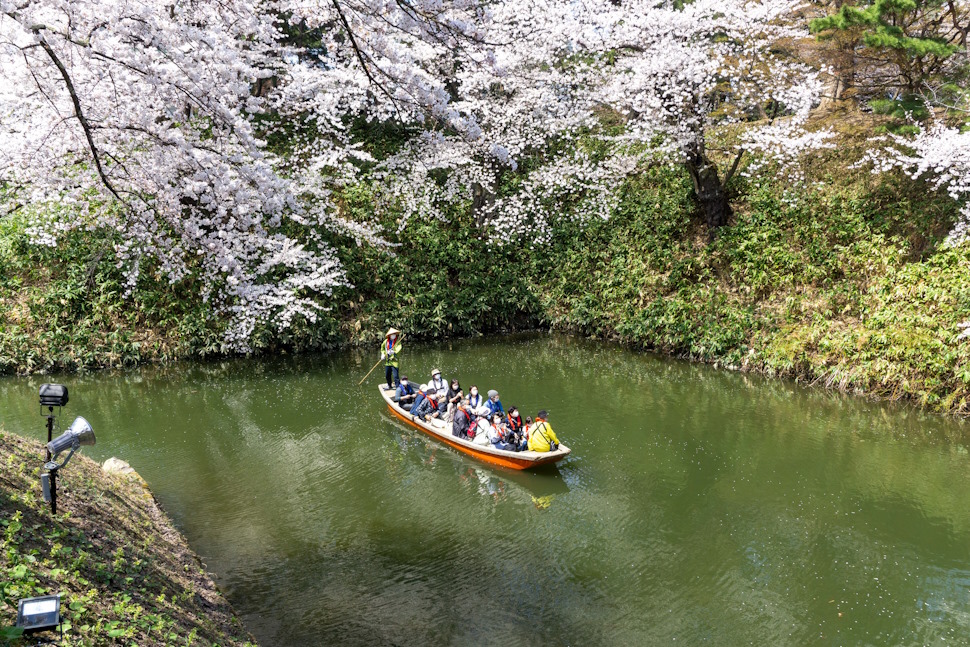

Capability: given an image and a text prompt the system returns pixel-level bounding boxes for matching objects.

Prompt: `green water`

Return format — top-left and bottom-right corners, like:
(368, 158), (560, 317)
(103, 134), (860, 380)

(3, 334), (970, 645)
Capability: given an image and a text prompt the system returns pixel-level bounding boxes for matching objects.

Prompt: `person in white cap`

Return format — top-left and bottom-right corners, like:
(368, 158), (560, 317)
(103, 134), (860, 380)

(381, 328), (403, 389)
(428, 368), (447, 395)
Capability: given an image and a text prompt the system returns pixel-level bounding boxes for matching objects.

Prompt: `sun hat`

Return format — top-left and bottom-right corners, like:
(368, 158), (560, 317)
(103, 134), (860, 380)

(431, 368), (441, 376)
(385, 327), (401, 338)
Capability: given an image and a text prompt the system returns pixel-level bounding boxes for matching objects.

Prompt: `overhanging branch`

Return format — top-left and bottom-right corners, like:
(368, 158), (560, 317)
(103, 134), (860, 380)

(31, 26), (123, 203)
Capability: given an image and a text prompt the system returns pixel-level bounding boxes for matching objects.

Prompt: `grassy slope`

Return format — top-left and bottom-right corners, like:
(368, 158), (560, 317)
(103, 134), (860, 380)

(540, 118), (970, 414)
(0, 430), (255, 646)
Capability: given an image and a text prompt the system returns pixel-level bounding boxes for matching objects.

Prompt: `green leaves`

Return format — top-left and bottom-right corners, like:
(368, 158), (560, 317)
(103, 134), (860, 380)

(810, 0), (966, 115)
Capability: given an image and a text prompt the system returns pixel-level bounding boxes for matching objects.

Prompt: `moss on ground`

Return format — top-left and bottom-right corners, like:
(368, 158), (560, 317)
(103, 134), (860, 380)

(0, 430), (255, 646)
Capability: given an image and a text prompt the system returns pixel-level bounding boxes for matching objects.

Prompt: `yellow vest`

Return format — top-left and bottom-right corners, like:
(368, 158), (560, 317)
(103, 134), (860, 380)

(528, 421), (559, 452)
(381, 336), (403, 367)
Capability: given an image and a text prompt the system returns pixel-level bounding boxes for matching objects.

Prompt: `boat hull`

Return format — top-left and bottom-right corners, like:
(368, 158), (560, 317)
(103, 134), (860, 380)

(380, 386), (570, 470)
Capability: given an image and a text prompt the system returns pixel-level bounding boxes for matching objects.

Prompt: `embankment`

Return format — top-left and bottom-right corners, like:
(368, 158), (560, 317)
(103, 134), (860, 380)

(2, 114), (969, 415)
(0, 430), (255, 646)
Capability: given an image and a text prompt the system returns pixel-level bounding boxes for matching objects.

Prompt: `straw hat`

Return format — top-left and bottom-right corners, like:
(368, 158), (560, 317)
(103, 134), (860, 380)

(385, 327), (401, 338)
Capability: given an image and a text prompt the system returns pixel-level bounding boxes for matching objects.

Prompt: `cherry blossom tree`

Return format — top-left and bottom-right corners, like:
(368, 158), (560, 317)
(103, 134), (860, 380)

(1, 0), (834, 351)
(0, 0), (498, 348)
(578, 0), (828, 233)
(871, 123), (970, 244)
(385, 0), (832, 243)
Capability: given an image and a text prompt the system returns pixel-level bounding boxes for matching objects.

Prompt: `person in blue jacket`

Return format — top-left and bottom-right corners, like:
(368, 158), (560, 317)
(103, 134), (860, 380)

(396, 377), (416, 410)
(411, 387), (437, 421)
(484, 389), (504, 418)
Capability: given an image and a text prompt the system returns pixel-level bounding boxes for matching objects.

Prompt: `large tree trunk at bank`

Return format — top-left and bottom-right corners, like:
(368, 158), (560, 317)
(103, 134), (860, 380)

(471, 163), (503, 228)
(685, 150), (732, 235)
(471, 181), (495, 228)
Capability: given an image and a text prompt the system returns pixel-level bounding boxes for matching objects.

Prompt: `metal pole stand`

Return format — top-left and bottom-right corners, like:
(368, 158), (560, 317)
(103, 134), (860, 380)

(43, 462), (58, 515)
(44, 406), (54, 462)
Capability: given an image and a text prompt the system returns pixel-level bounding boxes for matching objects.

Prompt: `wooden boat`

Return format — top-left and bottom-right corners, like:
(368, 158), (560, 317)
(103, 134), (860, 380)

(379, 385), (571, 470)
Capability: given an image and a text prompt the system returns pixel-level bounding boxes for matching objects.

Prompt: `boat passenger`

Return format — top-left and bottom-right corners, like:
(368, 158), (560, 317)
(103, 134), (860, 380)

(507, 407), (524, 435)
(429, 390), (445, 419)
(411, 387), (437, 421)
(485, 390), (504, 418)
(428, 369), (448, 397)
(445, 379), (464, 420)
(396, 377), (416, 410)
(487, 412), (517, 451)
(381, 328), (403, 389)
(472, 416), (492, 446)
(410, 384), (428, 415)
(471, 405), (491, 425)
(506, 407), (527, 449)
(466, 385), (484, 411)
(527, 410), (560, 452)
(452, 405), (471, 439)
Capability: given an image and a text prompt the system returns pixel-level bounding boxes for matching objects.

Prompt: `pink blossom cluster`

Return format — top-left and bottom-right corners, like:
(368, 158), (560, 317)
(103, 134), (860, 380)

(1, 0), (839, 349)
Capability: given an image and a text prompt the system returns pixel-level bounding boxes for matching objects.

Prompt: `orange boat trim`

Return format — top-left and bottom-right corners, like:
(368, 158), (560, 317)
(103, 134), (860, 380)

(380, 386), (569, 470)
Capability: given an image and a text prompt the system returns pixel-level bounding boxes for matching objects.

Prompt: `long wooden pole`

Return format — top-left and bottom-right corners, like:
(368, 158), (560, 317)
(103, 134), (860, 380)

(358, 334), (403, 386)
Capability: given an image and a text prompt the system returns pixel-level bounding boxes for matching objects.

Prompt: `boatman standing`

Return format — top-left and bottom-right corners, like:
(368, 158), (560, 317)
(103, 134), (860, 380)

(382, 328), (404, 389)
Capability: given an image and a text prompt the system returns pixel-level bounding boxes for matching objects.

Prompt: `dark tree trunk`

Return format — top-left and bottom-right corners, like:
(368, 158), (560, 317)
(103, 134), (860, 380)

(685, 149), (732, 235)
(471, 181), (495, 228)
(472, 162), (503, 228)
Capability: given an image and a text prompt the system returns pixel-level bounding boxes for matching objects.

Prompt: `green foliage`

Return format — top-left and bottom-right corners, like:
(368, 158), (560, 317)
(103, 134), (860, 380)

(868, 96), (929, 134)
(537, 148), (969, 413)
(336, 182), (544, 343)
(810, 0), (961, 59)
(810, 0), (967, 110)
(0, 211), (218, 373)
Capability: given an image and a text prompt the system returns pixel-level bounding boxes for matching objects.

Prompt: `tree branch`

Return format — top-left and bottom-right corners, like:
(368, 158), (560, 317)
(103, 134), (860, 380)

(31, 27), (123, 203)
(331, 0), (405, 114)
(722, 148), (745, 187)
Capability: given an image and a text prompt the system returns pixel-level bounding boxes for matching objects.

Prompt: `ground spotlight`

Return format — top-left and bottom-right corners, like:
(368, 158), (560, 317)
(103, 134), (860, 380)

(16, 594), (61, 637)
(38, 383), (68, 461)
(38, 383), (68, 408)
(46, 416), (96, 466)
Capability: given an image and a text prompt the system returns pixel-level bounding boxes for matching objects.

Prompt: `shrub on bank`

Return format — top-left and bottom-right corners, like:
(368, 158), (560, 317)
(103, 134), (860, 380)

(2, 124), (969, 414)
(537, 160), (970, 413)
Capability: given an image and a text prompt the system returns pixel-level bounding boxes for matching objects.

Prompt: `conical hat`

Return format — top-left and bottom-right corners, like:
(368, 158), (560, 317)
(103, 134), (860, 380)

(385, 327), (401, 338)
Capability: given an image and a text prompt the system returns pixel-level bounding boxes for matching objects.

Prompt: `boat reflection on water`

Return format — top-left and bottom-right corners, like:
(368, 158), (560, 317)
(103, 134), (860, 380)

(383, 416), (570, 508)
(457, 464), (570, 508)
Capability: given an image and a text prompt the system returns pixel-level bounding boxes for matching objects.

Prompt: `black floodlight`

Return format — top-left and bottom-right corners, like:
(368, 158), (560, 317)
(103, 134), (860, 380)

(16, 594), (60, 634)
(47, 416), (95, 468)
(39, 383), (68, 408)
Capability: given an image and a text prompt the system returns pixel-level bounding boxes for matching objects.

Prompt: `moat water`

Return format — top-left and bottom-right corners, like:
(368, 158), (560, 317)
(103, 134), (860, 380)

(3, 334), (970, 645)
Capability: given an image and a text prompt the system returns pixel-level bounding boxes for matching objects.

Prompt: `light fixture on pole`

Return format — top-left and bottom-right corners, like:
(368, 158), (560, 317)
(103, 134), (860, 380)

(38, 384), (68, 462)
(41, 416), (95, 514)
